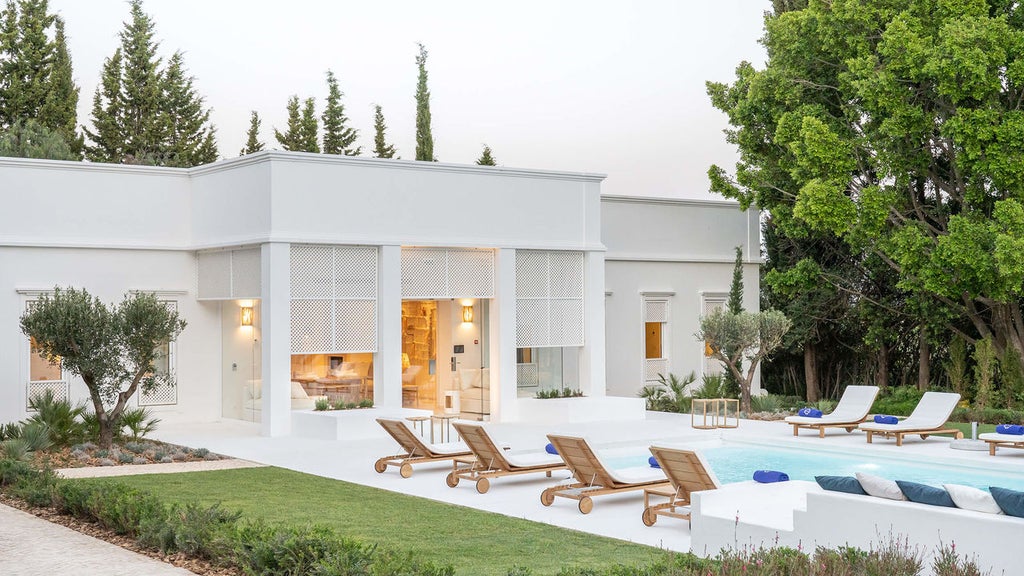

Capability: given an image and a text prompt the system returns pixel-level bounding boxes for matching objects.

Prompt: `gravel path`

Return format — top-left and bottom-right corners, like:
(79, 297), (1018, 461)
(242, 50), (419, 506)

(55, 458), (266, 479)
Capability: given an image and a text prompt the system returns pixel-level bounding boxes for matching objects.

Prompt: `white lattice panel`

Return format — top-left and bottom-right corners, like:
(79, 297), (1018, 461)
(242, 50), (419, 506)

(401, 247), (447, 298)
(517, 364), (539, 388)
(334, 300), (377, 352)
(645, 358), (669, 382)
(548, 299), (585, 346)
(231, 248), (262, 298)
(549, 251), (585, 298)
(335, 246), (378, 298)
(197, 251), (231, 299)
(515, 251), (549, 298)
(291, 244), (334, 298)
(138, 382), (177, 406)
(26, 381), (68, 409)
(516, 299), (549, 347)
(291, 300), (333, 352)
(645, 300), (668, 323)
(448, 249), (494, 297)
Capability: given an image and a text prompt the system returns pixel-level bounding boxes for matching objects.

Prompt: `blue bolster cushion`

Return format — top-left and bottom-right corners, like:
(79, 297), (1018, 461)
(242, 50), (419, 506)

(996, 424), (1024, 435)
(753, 470), (789, 483)
(873, 415), (899, 425)
(545, 443), (558, 455)
(815, 475), (866, 495)
(991, 486), (1024, 517)
(895, 480), (955, 507)
(798, 408), (823, 418)
(648, 456), (661, 468)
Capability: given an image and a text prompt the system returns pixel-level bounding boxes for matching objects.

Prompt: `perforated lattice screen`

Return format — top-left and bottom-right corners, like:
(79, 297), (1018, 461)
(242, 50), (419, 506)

(644, 300), (668, 323)
(702, 296), (726, 376)
(139, 301), (179, 406)
(26, 381), (68, 410)
(515, 250), (585, 347)
(645, 358), (669, 382)
(516, 364), (539, 388)
(401, 247), (495, 299)
(197, 248), (262, 300)
(291, 244), (378, 353)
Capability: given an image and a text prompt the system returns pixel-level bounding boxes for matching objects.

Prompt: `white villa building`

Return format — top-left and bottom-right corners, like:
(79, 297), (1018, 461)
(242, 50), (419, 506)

(0, 152), (759, 436)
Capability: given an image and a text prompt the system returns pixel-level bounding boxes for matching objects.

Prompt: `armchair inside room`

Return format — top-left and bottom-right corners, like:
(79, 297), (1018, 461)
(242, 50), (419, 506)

(242, 380), (326, 416)
(401, 365), (423, 406)
(457, 367), (490, 419)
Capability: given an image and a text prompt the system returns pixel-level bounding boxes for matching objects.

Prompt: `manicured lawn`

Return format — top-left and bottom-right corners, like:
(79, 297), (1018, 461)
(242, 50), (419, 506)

(948, 422), (997, 437)
(79, 467), (666, 575)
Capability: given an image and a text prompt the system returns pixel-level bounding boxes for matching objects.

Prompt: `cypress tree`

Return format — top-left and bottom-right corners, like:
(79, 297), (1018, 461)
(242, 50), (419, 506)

(273, 96), (302, 151)
(476, 145), (496, 166)
(84, 48), (124, 163)
(371, 104), (397, 159)
(299, 97), (319, 153)
(161, 51), (217, 166)
(0, 0), (54, 127)
(414, 43), (434, 161)
(723, 246), (745, 397)
(240, 110), (264, 155)
(37, 17), (81, 156)
(321, 70), (360, 156)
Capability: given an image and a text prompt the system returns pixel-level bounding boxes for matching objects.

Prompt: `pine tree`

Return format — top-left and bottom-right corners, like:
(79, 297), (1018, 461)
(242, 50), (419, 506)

(476, 145), (496, 166)
(274, 95), (302, 151)
(0, 0), (55, 127)
(299, 97), (319, 153)
(240, 110), (264, 155)
(321, 70), (360, 156)
(37, 17), (81, 156)
(371, 104), (397, 159)
(161, 51), (218, 166)
(722, 246), (745, 397)
(414, 43), (434, 161)
(0, 118), (76, 160)
(84, 0), (166, 164)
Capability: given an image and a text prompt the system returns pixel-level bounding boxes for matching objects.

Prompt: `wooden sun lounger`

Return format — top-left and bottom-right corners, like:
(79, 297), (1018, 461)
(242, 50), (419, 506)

(858, 392), (964, 447)
(447, 422), (567, 493)
(978, 433), (1024, 455)
(790, 418), (870, 437)
(863, 426), (964, 446)
(540, 434), (669, 514)
(785, 385), (879, 438)
(642, 446), (720, 526)
(373, 417), (471, 478)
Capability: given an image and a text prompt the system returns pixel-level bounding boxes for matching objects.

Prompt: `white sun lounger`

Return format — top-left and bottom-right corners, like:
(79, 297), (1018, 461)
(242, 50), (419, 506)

(784, 385), (880, 437)
(858, 391), (963, 446)
(978, 432), (1024, 456)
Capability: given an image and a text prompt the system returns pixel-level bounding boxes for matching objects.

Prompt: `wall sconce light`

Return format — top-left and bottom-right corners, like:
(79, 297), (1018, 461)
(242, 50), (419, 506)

(240, 306), (254, 327)
(462, 305), (473, 323)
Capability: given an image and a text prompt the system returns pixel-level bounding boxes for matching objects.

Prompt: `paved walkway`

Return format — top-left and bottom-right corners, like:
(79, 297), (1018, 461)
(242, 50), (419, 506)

(0, 503), (197, 576)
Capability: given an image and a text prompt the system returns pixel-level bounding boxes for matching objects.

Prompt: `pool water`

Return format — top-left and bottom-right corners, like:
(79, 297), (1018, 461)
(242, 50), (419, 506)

(609, 444), (1024, 491)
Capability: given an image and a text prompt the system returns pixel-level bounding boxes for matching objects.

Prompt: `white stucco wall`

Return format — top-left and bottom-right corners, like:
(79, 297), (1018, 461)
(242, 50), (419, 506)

(601, 196), (761, 398)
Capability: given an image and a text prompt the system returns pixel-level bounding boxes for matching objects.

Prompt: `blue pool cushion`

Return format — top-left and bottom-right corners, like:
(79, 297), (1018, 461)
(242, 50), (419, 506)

(990, 487), (1024, 517)
(648, 456), (661, 468)
(895, 480), (955, 507)
(753, 470), (789, 483)
(815, 475), (866, 495)
(545, 443), (558, 455)
(873, 415), (899, 425)
(995, 424), (1024, 435)
(798, 408), (823, 418)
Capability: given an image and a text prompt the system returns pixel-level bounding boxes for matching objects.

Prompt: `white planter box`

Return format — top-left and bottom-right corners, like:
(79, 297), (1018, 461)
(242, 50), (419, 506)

(514, 396), (646, 424)
(291, 407), (432, 441)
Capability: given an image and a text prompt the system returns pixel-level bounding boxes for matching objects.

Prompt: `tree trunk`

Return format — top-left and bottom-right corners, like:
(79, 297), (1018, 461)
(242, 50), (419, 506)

(876, 345), (889, 392)
(804, 343), (820, 402)
(918, 325), (930, 391)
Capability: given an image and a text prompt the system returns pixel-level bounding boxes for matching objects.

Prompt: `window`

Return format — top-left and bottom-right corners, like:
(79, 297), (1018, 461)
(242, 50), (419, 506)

(25, 300), (69, 409)
(641, 295), (671, 383)
(138, 301), (178, 406)
(701, 293), (727, 377)
(644, 322), (662, 359)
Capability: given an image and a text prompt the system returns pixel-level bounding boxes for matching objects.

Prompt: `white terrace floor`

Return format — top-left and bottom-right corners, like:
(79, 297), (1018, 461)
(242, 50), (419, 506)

(152, 410), (1024, 555)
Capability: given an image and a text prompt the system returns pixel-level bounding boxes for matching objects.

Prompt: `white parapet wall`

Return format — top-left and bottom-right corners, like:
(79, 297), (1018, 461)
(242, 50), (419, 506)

(513, 397), (646, 425)
(691, 481), (1024, 575)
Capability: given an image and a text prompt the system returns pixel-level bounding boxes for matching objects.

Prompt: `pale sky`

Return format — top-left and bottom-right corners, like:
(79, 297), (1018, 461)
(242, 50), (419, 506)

(48, 0), (770, 199)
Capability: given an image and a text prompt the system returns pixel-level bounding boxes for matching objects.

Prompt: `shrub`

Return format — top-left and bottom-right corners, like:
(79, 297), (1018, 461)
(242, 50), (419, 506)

(358, 398), (374, 408)
(193, 448), (210, 458)
(692, 374), (732, 399)
(25, 390), (86, 447)
(0, 422), (21, 441)
(118, 407), (160, 442)
(118, 452), (135, 464)
(749, 394), (782, 413)
(1, 438), (33, 461)
(123, 441), (147, 454)
(315, 398), (330, 411)
(873, 386), (924, 416)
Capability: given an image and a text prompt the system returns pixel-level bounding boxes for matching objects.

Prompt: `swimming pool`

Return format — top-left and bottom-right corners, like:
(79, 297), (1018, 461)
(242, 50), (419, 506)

(608, 443), (1024, 491)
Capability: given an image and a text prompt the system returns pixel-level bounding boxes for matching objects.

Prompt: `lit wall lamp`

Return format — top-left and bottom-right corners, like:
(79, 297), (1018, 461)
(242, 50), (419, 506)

(240, 306), (254, 327)
(462, 305), (474, 323)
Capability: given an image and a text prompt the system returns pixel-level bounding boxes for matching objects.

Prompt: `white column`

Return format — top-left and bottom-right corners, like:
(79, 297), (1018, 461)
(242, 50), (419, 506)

(580, 250), (606, 397)
(375, 245), (402, 408)
(490, 248), (517, 422)
(260, 242), (291, 437)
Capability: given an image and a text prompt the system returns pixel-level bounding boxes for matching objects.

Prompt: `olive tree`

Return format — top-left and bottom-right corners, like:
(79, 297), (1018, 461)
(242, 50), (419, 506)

(696, 309), (792, 414)
(20, 287), (186, 448)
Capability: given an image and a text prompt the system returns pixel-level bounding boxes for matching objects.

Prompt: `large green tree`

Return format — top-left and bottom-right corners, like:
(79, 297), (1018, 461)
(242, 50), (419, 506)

(322, 70), (359, 156)
(275, 95), (318, 152)
(414, 43), (434, 161)
(476, 144), (496, 166)
(0, 118), (75, 159)
(0, 1), (80, 155)
(709, 0), (1024, 383)
(240, 110), (264, 155)
(20, 288), (186, 448)
(161, 52), (217, 166)
(372, 104), (397, 158)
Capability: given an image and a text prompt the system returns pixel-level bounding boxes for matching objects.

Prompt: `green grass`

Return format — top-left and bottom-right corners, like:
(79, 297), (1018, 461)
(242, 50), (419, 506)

(78, 467), (665, 575)
(948, 422), (997, 437)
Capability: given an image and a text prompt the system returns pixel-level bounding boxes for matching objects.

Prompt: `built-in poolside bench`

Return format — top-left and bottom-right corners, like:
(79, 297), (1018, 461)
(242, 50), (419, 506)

(691, 480), (1024, 575)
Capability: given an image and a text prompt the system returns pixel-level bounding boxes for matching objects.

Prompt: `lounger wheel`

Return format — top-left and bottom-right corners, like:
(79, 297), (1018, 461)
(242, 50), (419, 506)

(540, 488), (556, 506)
(476, 478), (490, 494)
(578, 496), (593, 514)
(399, 463), (413, 478)
(373, 458), (388, 473)
(920, 434), (928, 440)
(642, 507), (657, 526)
(845, 427), (855, 433)
(445, 472), (459, 488)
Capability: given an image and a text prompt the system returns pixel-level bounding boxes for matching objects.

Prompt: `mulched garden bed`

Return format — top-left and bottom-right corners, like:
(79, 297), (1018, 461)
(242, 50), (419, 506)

(32, 439), (226, 469)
